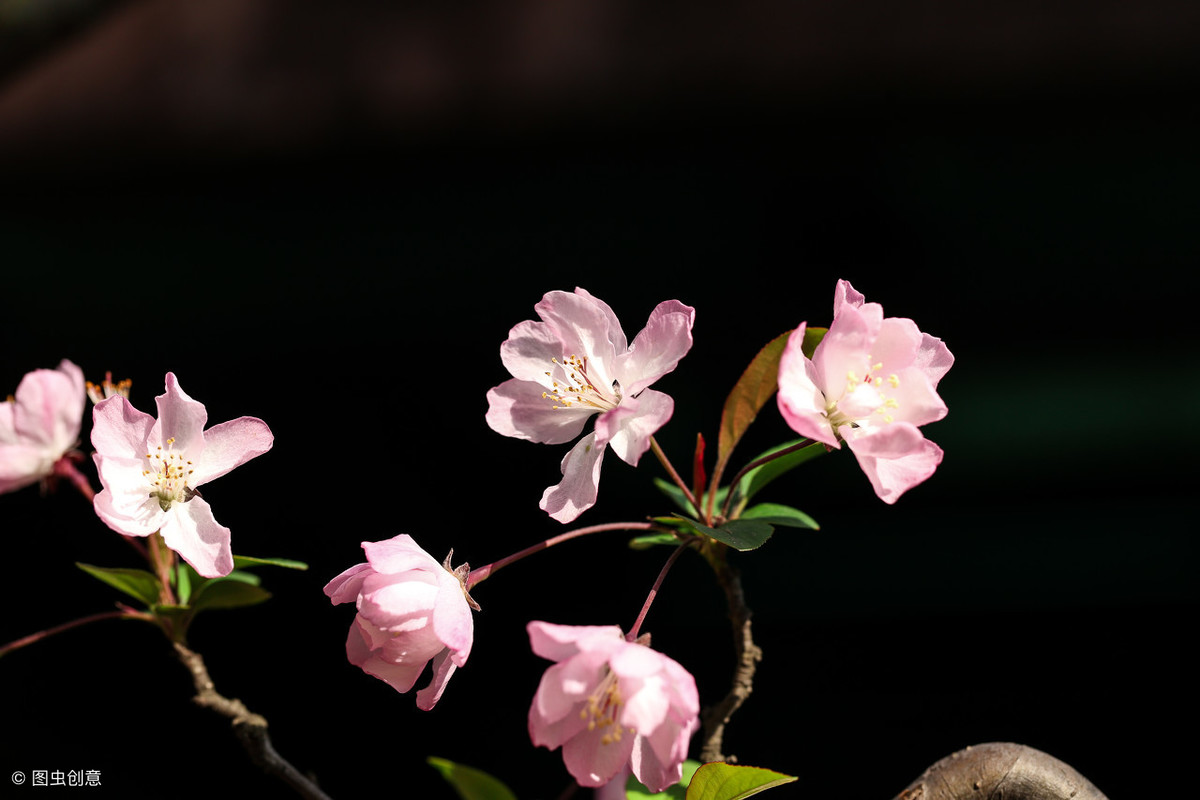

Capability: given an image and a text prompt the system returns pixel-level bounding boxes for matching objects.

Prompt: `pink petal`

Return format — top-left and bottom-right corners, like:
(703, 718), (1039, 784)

(618, 300), (695, 396)
(12, 360), (85, 451)
(155, 374), (209, 454)
(527, 620), (623, 662)
(601, 389), (674, 467)
(189, 416), (273, 487)
(630, 733), (681, 794)
(323, 562), (373, 604)
(833, 279), (866, 315)
(537, 289), (627, 368)
(91, 396), (155, 459)
(358, 577), (438, 628)
(362, 534), (442, 574)
(916, 332), (955, 388)
(777, 324), (839, 447)
(485, 378), (594, 445)
(811, 303), (877, 405)
(846, 427), (943, 503)
(355, 649), (428, 695)
(415, 648), (458, 710)
(539, 432), (606, 523)
(92, 490), (163, 539)
(432, 570), (475, 661)
(159, 495), (233, 578)
(498, 317), (571, 384)
(0, 443), (46, 493)
(562, 724), (636, 788)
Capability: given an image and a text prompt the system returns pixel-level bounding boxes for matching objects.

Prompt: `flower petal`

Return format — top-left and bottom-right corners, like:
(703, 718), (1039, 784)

(91, 396), (155, 459)
(528, 620), (624, 662)
(188, 416), (273, 487)
(155, 373), (209, 454)
(599, 389), (674, 466)
(159, 495), (233, 578)
(777, 323), (839, 447)
(845, 425), (944, 503)
(433, 570), (475, 662)
(562, 723), (636, 788)
(486, 378), (593, 445)
(618, 300), (695, 396)
(362, 533), (442, 575)
(323, 562), (373, 604)
(916, 332), (955, 388)
(535, 289), (626, 379)
(12, 360), (85, 452)
(415, 648), (458, 710)
(539, 432), (606, 523)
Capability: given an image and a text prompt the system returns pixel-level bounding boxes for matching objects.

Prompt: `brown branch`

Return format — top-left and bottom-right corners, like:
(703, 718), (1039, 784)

(173, 642), (334, 800)
(893, 742), (1109, 800)
(699, 551), (762, 764)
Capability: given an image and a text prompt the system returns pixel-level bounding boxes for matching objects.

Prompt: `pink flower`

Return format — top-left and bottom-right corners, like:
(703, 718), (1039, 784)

(90, 373), (273, 577)
(0, 360), (86, 494)
(777, 279), (954, 503)
(324, 534), (476, 710)
(527, 621), (699, 792)
(486, 288), (695, 523)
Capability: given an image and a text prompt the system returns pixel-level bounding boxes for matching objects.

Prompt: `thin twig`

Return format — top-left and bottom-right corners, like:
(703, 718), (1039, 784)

(173, 642), (334, 800)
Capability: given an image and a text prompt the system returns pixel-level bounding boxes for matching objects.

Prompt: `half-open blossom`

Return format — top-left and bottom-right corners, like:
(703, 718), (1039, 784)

(90, 373), (273, 577)
(486, 288), (695, 523)
(0, 360), (86, 495)
(324, 534), (476, 710)
(777, 279), (954, 502)
(527, 621), (699, 792)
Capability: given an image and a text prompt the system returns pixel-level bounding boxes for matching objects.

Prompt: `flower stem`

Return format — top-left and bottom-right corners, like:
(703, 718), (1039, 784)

(52, 455), (95, 502)
(650, 436), (704, 521)
(626, 543), (688, 642)
(719, 437), (818, 519)
(0, 609), (152, 658)
(466, 521), (656, 589)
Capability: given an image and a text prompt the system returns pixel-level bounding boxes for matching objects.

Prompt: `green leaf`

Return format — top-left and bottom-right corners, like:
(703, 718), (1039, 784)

(677, 515), (776, 552)
(174, 562), (195, 605)
(427, 757), (519, 800)
(232, 555), (309, 570)
(685, 763), (798, 800)
(739, 502), (819, 530)
(732, 439), (827, 512)
(798, 325), (827, 359)
(187, 579), (271, 612)
(76, 563), (161, 607)
(715, 331), (790, 474)
(627, 760), (703, 799)
(654, 477), (695, 514)
(629, 531), (684, 550)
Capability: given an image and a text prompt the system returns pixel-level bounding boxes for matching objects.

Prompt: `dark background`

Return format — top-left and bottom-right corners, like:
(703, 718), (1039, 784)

(1, 2), (1197, 798)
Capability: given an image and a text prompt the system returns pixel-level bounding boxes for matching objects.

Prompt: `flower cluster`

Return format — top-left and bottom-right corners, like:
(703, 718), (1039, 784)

(777, 280), (953, 502)
(91, 373), (273, 578)
(527, 621), (700, 793)
(0, 359), (86, 494)
(486, 288), (695, 523)
(324, 534), (477, 711)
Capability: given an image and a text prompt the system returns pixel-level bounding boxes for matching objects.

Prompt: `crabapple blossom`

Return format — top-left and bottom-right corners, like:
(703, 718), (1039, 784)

(324, 534), (476, 710)
(777, 279), (954, 503)
(527, 621), (699, 792)
(0, 359), (86, 494)
(90, 373), (273, 578)
(486, 288), (695, 523)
